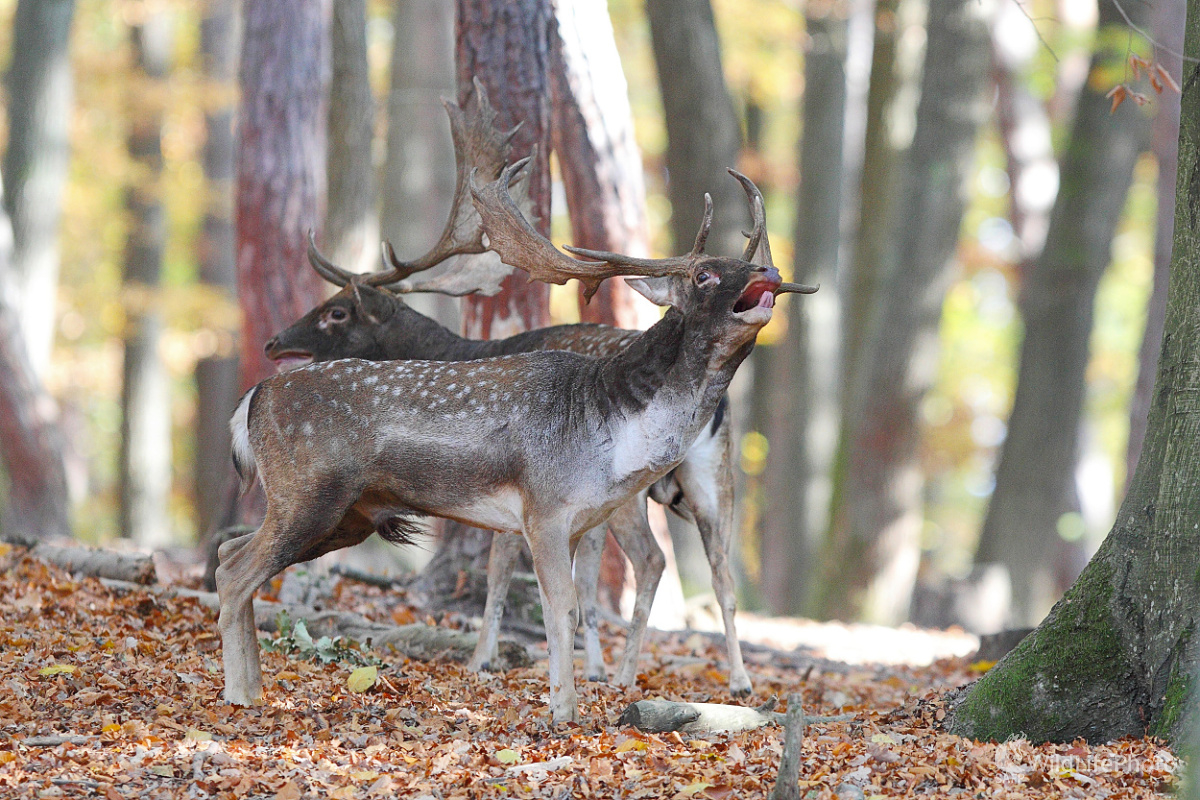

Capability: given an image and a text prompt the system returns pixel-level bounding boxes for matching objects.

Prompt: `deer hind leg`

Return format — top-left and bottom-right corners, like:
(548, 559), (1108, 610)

(527, 524), (579, 724)
(606, 495), (665, 688)
(676, 412), (752, 696)
(468, 531), (523, 672)
(572, 524), (608, 681)
(215, 495), (348, 705)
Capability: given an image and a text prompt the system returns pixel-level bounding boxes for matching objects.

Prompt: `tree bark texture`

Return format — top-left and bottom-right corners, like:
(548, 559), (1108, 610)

(973, 0), (1152, 627)
(549, 0), (657, 609)
(325, 0), (377, 275)
(2, 0), (75, 377)
(119, 14), (174, 548)
(550, 0), (653, 330)
(760, 1), (848, 615)
(645, 0), (748, 258)
(455, 0), (552, 340)
(236, 0), (332, 390)
(380, 0), (459, 331)
(194, 0), (240, 542)
(949, 15), (1200, 740)
(0, 174), (71, 544)
(815, 0), (995, 624)
(1126, 0), (1185, 489)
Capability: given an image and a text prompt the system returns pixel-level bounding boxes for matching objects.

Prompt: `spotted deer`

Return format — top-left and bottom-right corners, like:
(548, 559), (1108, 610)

(263, 88), (765, 695)
(216, 157), (815, 723)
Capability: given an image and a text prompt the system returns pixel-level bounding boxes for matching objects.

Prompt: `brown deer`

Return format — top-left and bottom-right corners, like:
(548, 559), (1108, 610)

(217, 159), (815, 723)
(263, 88), (763, 695)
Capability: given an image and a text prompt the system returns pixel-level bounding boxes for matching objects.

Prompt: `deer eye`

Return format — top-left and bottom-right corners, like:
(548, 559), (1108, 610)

(694, 269), (718, 286)
(327, 308), (349, 322)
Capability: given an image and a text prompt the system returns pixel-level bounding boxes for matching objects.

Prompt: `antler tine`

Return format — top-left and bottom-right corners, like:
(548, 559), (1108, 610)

(727, 168), (768, 263)
(375, 81), (517, 290)
(690, 193), (715, 257)
(561, 193), (712, 279)
(307, 229), (357, 287)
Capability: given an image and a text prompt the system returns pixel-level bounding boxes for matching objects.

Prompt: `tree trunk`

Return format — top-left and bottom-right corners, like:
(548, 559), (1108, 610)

(949, 11), (1200, 739)
(2, 0), (75, 377)
(236, 0), (331, 391)
(760, 0), (848, 615)
(119, 12), (174, 548)
(972, 0), (1151, 627)
(814, 0), (994, 623)
(325, 0), (377, 274)
(549, 0), (657, 612)
(1126, 0), (1185, 489)
(0, 172), (71, 544)
(380, 0), (459, 331)
(412, 0), (554, 615)
(194, 0), (240, 543)
(644, 0), (747, 257)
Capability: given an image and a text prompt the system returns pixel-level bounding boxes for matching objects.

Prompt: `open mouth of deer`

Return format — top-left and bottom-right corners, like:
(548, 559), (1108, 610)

(270, 351), (314, 372)
(732, 275), (782, 321)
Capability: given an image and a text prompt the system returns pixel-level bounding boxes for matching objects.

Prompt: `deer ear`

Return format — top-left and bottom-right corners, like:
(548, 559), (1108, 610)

(357, 285), (397, 324)
(625, 276), (679, 307)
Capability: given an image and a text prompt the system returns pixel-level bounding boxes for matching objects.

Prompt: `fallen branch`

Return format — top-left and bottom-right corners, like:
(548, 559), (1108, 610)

(24, 735), (92, 747)
(32, 544), (156, 585)
(99, 579), (532, 671)
(768, 694), (806, 800)
(618, 697), (854, 735)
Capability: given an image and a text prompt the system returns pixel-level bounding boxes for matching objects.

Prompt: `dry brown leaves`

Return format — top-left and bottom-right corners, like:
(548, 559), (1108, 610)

(0, 548), (1178, 799)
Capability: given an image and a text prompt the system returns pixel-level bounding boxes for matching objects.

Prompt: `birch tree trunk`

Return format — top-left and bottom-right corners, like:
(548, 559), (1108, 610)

(973, 0), (1152, 626)
(949, 9), (1200, 740)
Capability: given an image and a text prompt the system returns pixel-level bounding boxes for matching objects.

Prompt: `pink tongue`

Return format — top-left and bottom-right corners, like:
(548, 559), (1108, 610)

(274, 356), (313, 373)
(759, 292), (775, 308)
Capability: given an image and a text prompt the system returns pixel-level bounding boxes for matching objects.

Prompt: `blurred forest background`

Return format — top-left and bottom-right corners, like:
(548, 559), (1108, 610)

(0, 0), (1182, 635)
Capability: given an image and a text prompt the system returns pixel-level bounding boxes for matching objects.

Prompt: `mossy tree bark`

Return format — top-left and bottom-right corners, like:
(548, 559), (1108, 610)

(949, 3), (1200, 741)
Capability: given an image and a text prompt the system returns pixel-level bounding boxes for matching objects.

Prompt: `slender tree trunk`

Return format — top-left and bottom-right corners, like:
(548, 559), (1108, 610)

(815, 0), (995, 623)
(119, 12), (174, 548)
(760, 0), (848, 615)
(236, 0), (332, 390)
(194, 0), (240, 542)
(2, 0), (75, 377)
(380, 0), (459, 331)
(645, 0), (747, 257)
(949, 12), (1200, 740)
(0, 172), (71, 544)
(326, 0), (377, 274)
(973, 0), (1151, 627)
(1126, 0), (1185, 488)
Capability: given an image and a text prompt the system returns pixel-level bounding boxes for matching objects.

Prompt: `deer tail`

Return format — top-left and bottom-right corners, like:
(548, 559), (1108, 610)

(229, 387), (259, 495)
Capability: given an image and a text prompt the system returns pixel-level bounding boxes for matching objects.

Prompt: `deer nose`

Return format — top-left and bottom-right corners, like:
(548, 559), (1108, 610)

(263, 337), (279, 356)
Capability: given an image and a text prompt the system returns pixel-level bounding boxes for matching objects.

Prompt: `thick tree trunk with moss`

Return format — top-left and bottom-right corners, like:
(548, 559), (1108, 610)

(948, 13), (1200, 741)
(972, 0), (1151, 627)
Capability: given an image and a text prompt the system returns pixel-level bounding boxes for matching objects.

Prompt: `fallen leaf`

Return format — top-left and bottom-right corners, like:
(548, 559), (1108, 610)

(274, 780), (302, 800)
(39, 664), (77, 677)
(496, 748), (520, 765)
(347, 666), (378, 693)
(185, 729), (213, 742)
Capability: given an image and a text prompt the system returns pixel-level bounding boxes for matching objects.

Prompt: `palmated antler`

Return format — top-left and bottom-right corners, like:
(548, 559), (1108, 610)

(726, 168), (819, 296)
(306, 79), (526, 295)
(472, 158), (706, 301)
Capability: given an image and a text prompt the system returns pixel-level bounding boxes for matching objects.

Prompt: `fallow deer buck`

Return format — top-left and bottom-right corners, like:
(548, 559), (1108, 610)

(263, 87), (765, 695)
(217, 157), (816, 723)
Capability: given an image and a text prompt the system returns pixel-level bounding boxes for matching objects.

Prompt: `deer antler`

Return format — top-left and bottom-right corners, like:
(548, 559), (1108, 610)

(726, 169), (819, 296)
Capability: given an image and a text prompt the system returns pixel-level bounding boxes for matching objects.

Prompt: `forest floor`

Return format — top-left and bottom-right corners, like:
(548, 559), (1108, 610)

(0, 544), (1179, 799)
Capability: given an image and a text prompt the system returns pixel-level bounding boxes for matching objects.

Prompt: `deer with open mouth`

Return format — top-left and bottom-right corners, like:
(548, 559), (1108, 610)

(217, 153), (815, 724)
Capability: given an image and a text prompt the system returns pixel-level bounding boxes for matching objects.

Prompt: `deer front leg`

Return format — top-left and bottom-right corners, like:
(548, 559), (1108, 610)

(606, 496), (665, 688)
(572, 524), (608, 681)
(677, 417), (752, 696)
(528, 528), (580, 724)
(468, 531), (523, 672)
(215, 527), (281, 706)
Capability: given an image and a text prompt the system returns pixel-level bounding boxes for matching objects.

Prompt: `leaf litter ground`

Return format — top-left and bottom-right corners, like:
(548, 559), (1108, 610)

(0, 548), (1178, 799)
